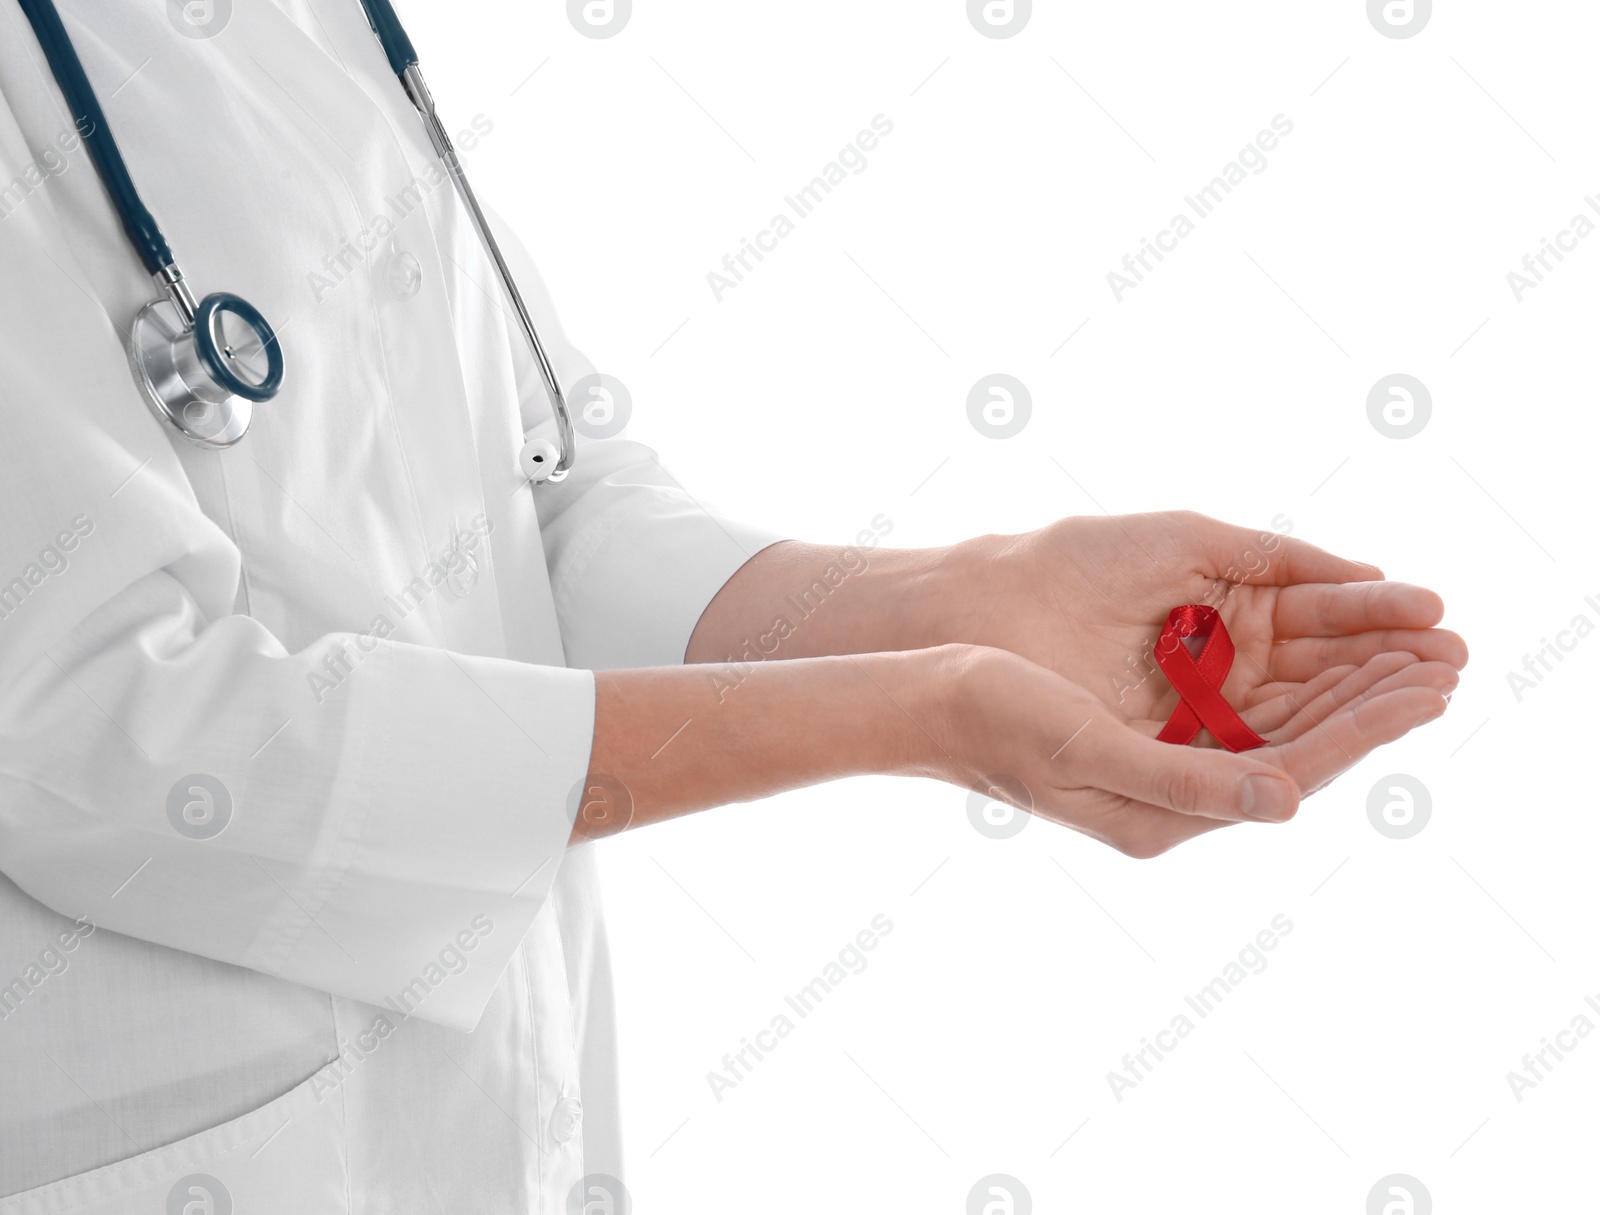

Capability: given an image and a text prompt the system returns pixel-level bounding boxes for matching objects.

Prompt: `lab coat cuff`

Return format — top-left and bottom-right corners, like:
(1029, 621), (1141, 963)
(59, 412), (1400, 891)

(552, 494), (787, 670)
(271, 649), (594, 1032)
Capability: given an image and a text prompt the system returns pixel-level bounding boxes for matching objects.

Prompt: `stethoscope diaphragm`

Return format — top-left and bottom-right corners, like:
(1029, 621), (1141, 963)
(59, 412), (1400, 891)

(130, 292), (283, 449)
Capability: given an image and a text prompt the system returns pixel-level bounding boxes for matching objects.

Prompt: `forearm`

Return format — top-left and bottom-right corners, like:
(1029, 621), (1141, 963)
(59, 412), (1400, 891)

(684, 538), (1004, 665)
(578, 647), (958, 842)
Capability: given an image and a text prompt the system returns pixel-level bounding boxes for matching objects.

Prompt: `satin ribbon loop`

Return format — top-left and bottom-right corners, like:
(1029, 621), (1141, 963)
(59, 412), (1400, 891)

(1153, 605), (1266, 753)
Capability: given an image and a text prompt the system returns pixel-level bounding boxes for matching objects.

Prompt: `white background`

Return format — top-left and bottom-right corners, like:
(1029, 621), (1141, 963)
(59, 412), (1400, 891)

(411, 1), (1595, 1210)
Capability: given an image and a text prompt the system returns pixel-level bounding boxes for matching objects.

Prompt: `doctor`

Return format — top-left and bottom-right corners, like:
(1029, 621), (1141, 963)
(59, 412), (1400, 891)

(0, 2), (1466, 1211)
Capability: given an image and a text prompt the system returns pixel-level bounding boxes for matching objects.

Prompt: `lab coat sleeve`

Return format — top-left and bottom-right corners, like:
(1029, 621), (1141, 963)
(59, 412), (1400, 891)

(0, 152), (589, 1033)
(485, 207), (789, 671)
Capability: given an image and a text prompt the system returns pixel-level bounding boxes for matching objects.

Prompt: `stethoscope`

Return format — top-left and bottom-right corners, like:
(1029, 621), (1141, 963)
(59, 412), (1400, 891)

(16, 0), (576, 483)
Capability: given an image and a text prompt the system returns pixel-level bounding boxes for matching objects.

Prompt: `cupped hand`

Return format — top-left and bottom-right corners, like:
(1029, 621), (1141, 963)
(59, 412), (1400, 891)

(938, 643), (1458, 858)
(949, 511), (1467, 738)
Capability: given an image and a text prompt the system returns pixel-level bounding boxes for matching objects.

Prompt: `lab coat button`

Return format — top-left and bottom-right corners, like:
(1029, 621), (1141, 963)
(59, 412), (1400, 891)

(551, 1096), (583, 1144)
(384, 250), (423, 299)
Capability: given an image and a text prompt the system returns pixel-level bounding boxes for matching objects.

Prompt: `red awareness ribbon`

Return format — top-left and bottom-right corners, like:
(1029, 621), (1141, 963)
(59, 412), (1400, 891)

(1153, 605), (1266, 753)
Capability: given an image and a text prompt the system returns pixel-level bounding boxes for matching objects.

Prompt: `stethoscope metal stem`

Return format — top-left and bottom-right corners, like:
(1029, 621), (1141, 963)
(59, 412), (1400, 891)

(154, 264), (200, 327)
(400, 65), (577, 480)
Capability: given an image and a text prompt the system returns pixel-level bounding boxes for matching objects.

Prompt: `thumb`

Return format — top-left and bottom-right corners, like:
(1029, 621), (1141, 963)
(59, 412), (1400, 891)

(1081, 723), (1300, 823)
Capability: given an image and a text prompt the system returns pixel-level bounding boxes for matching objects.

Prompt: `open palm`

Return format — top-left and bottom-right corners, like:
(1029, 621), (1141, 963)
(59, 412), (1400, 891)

(957, 511), (1467, 760)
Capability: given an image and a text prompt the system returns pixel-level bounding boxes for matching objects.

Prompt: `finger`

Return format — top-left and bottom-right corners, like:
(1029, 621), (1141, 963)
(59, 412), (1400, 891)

(1274, 658), (1458, 744)
(1269, 686), (1448, 796)
(1269, 628), (1470, 682)
(1241, 661), (1359, 708)
(1138, 656), (1352, 725)
(1261, 651), (1417, 739)
(1185, 514), (1385, 586)
(1194, 654), (1430, 750)
(1076, 717), (1302, 824)
(1271, 581), (1445, 638)
(1237, 663), (1360, 732)
(1128, 661), (1355, 745)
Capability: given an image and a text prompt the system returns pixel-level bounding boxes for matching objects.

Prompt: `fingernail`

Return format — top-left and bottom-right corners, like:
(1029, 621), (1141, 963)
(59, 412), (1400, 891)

(1240, 774), (1297, 822)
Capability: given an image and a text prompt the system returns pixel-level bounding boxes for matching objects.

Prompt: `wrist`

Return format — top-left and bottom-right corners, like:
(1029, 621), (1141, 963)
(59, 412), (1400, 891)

(909, 534), (1024, 646)
(686, 532), (1024, 664)
(876, 641), (1018, 787)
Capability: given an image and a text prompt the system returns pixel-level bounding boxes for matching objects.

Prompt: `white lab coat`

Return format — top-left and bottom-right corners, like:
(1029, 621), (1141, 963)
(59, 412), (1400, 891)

(0, 2), (779, 1210)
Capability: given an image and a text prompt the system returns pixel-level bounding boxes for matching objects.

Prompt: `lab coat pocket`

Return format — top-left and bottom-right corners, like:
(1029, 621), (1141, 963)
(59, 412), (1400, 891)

(0, 1060), (349, 1215)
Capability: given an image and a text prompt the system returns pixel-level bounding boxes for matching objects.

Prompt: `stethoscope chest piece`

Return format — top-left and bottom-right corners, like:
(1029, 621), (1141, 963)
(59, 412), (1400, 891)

(131, 291), (283, 448)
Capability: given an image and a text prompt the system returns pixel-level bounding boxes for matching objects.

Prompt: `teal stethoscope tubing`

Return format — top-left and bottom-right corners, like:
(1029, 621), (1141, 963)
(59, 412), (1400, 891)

(13, 0), (422, 273)
(16, 0), (172, 275)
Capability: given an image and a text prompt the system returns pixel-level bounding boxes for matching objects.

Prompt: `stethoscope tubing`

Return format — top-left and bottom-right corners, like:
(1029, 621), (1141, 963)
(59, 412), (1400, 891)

(356, 0), (418, 75)
(15, 0), (174, 276)
(359, 0), (577, 477)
